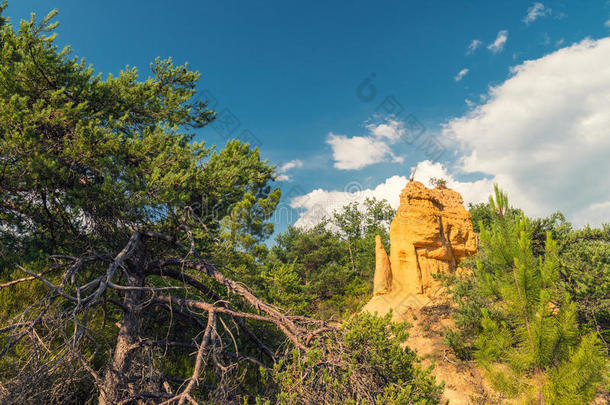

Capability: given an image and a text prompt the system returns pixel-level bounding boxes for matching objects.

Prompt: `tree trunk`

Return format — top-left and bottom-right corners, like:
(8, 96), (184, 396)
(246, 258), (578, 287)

(99, 239), (146, 405)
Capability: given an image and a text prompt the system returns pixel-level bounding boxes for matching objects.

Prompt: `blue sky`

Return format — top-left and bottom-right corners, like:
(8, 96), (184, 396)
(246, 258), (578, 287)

(6, 1), (610, 233)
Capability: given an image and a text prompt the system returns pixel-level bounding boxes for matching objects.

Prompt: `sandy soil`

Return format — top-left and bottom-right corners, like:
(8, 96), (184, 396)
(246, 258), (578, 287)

(399, 296), (502, 404)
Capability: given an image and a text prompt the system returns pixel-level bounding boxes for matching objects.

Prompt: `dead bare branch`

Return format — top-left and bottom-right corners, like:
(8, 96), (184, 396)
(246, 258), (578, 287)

(0, 227), (336, 404)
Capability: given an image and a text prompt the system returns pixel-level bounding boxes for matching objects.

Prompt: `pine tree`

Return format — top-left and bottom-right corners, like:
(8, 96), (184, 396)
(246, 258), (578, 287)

(469, 185), (607, 403)
(0, 6), (281, 402)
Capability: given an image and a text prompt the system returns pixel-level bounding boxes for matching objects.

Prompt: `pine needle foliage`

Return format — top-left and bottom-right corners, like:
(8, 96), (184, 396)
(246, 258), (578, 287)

(450, 185), (607, 403)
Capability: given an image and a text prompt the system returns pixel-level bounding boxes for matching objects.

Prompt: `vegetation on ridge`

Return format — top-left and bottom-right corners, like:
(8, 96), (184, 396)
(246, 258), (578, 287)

(445, 186), (608, 403)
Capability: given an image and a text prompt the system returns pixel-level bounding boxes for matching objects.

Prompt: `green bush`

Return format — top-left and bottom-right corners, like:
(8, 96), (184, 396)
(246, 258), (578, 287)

(260, 312), (443, 404)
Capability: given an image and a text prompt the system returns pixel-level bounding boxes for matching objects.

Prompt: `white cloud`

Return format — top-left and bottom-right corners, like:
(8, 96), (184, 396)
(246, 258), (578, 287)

(523, 3), (552, 25)
(467, 39), (483, 54)
(605, 19), (610, 28)
(455, 68), (469, 82)
(444, 37), (610, 227)
(327, 134), (402, 170)
(327, 120), (406, 170)
(276, 174), (291, 182)
(290, 160), (494, 229)
(487, 30), (508, 53)
(279, 159), (303, 172)
(290, 175), (408, 228)
(366, 120), (405, 141)
(276, 159), (303, 182)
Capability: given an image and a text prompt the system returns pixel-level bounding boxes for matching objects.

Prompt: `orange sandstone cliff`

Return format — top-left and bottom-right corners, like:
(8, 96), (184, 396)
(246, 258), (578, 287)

(363, 181), (477, 318)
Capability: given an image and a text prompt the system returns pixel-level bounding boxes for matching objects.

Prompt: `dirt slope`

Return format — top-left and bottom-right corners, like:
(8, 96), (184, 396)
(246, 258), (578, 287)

(400, 295), (502, 404)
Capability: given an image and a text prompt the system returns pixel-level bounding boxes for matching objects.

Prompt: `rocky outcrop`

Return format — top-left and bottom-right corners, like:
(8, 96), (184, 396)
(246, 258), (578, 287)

(363, 181), (477, 318)
(373, 235), (392, 295)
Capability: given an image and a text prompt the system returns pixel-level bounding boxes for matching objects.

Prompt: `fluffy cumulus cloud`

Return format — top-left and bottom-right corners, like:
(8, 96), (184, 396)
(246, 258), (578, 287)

(487, 30), (508, 53)
(445, 37), (610, 227)
(290, 161), (494, 229)
(454, 68), (469, 82)
(327, 120), (406, 170)
(290, 175), (408, 228)
(276, 159), (303, 182)
(523, 2), (552, 25)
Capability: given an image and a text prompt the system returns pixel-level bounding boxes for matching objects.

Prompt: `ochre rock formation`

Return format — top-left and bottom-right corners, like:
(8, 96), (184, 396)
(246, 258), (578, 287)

(363, 181), (477, 318)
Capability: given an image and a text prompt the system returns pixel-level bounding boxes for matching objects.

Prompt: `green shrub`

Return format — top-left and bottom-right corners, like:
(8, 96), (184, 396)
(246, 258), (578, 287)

(260, 312), (443, 404)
